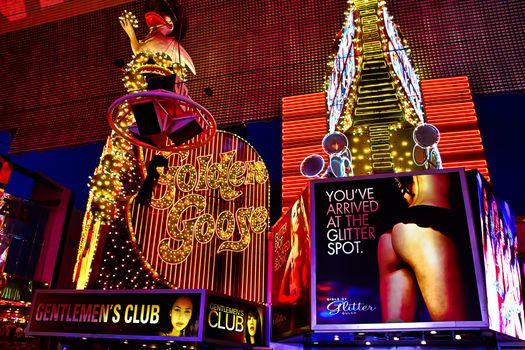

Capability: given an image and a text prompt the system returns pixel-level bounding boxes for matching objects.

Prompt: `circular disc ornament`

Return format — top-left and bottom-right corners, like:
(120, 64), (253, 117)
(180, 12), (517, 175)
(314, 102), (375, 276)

(322, 132), (349, 155)
(413, 123), (440, 148)
(300, 154), (325, 178)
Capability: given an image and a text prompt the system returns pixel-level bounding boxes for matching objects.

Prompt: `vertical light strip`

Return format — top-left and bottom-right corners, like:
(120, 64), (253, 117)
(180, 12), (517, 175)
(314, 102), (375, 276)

(282, 92), (328, 212)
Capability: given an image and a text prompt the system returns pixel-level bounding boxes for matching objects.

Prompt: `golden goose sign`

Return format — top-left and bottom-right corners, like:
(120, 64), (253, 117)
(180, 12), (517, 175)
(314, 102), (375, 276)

(127, 131), (269, 301)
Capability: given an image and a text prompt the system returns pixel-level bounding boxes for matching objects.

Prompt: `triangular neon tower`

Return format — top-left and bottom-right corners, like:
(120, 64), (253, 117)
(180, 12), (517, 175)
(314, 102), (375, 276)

(326, 0), (438, 175)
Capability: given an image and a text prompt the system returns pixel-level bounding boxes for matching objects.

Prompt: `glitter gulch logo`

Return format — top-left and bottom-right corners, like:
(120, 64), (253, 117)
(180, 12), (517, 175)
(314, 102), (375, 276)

(325, 298), (377, 316)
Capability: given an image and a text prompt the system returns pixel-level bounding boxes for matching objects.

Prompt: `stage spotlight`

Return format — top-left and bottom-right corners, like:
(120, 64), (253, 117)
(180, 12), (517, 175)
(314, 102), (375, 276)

(131, 101), (162, 136)
(166, 112), (203, 145)
(147, 74), (176, 91)
(330, 154), (351, 178)
(322, 131), (348, 155)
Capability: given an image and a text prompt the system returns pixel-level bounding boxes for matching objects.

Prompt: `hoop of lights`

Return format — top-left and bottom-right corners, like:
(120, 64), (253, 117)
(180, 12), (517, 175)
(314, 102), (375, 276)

(108, 90), (217, 152)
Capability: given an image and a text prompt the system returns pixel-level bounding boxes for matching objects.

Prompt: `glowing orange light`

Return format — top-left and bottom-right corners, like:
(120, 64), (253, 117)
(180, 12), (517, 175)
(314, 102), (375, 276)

(282, 92), (329, 212)
(421, 76), (489, 180)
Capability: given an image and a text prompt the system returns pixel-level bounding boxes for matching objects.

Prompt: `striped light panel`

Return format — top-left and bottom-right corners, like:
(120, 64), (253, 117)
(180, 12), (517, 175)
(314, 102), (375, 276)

(421, 76), (489, 179)
(281, 92), (328, 212)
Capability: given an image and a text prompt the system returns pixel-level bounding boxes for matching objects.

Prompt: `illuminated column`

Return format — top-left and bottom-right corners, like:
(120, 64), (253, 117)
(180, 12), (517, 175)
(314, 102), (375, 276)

(326, 0), (427, 175)
(354, 0), (395, 173)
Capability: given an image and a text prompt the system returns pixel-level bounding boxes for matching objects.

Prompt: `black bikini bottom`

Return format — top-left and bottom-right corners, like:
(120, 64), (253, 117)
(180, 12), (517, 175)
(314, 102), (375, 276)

(397, 205), (462, 237)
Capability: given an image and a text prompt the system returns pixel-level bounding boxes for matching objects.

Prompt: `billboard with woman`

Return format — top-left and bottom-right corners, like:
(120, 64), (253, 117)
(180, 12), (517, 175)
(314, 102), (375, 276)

(204, 294), (265, 346)
(28, 290), (204, 341)
(471, 171), (525, 339)
(158, 294), (200, 337)
(271, 187), (311, 340)
(311, 169), (485, 330)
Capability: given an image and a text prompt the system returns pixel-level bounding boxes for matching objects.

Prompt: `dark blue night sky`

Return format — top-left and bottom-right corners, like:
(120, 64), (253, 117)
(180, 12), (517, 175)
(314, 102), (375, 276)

(474, 92), (525, 216)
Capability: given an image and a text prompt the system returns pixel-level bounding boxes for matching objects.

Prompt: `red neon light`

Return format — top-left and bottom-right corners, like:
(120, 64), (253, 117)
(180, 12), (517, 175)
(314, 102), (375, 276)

(422, 85), (471, 94)
(0, 1), (26, 21)
(282, 93), (327, 212)
(424, 103), (475, 113)
(421, 76), (489, 180)
(40, 0), (65, 8)
(422, 76), (469, 84)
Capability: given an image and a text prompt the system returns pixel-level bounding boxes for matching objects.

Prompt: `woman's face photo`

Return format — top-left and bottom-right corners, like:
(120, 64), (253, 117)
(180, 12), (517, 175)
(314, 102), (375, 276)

(247, 313), (257, 336)
(171, 296), (193, 333)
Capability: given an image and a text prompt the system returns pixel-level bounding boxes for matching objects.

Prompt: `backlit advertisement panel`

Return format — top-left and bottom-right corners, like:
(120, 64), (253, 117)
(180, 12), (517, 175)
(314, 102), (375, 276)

(472, 172), (525, 339)
(271, 187), (311, 340)
(27, 290), (204, 341)
(312, 169), (484, 330)
(204, 294), (266, 346)
(0, 191), (48, 278)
